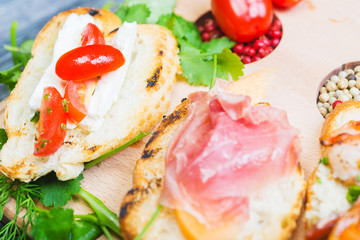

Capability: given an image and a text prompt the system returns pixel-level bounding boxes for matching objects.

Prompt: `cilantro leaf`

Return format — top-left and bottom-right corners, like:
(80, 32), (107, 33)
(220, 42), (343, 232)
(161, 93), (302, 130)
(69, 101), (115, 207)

(157, 13), (202, 48)
(0, 128), (8, 150)
(36, 173), (83, 207)
(31, 208), (74, 240)
(115, 3), (150, 24)
(216, 48), (244, 81)
(201, 37), (235, 55)
(156, 13), (243, 87)
(123, 0), (176, 23)
(178, 39), (214, 85)
(347, 185), (360, 203)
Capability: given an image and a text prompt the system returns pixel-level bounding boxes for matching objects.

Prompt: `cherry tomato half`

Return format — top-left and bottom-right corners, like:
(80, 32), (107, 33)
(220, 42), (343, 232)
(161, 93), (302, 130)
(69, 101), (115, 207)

(272, 0), (302, 8)
(64, 79), (97, 123)
(81, 23), (105, 46)
(34, 87), (67, 157)
(55, 45), (125, 81)
(211, 0), (273, 42)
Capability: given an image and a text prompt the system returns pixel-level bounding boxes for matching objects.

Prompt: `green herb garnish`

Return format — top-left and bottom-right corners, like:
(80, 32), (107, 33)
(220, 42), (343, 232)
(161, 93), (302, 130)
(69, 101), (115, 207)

(115, 3), (243, 87)
(115, 4), (151, 24)
(62, 99), (69, 113)
(30, 111), (40, 123)
(134, 205), (163, 240)
(84, 131), (150, 169)
(35, 173), (83, 207)
(317, 178), (322, 184)
(347, 185), (360, 203)
(0, 128), (8, 151)
(0, 21), (33, 92)
(119, 0), (176, 23)
(0, 176), (41, 240)
(319, 156), (329, 165)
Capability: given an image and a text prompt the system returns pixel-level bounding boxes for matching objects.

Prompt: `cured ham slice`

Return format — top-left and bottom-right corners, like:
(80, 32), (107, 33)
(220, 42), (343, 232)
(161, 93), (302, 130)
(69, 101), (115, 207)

(160, 91), (300, 227)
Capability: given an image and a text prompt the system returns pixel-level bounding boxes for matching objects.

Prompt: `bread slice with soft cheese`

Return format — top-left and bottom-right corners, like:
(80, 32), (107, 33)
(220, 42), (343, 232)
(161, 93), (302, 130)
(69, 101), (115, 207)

(305, 101), (360, 236)
(0, 8), (179, 182)
(120, 72), (306, 240)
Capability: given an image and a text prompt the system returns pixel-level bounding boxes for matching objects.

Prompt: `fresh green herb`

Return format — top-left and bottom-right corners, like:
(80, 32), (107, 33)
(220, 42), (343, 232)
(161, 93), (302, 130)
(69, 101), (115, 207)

(30, 111), (40, 123)
(200, 37), (235, 54)
(0, 129), (8, 151)
(61, 123), (66, 130)
(44, 93), (50, 100)
(85, 131), (150, 169)
(31, 207), (103, 240)
(157, 13), (202, 48)
(35, 173), (83, 207)
(319, 156), (329, 165)
(115, 4), (151, 24)
(134, 205), (163, 240)
(78, 188), (121, 237)
(0, 21), (33, 92)
(71, 216), (103, 240)
(215, 48), (244, 81)
(121, 0), (176, 23)
(9, 21), (18, 63)
(157, 13), (242, 87)
(0, 176), (41, 240)
(31, 207), (74, 240)
(347, 185), (360, 203)
(62, 99), (69, 113)
(317, 177), (322, 184)
(46, 107), (52, 114)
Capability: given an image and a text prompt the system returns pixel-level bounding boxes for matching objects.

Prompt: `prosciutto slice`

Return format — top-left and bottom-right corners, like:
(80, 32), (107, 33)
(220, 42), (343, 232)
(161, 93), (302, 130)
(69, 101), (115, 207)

(160, 91), (300, 227)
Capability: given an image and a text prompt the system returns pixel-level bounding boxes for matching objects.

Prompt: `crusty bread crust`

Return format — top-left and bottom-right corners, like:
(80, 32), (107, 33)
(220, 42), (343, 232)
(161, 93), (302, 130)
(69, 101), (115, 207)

(305, 101), (360, 234)
(120, 99), (306, 240)
(0, 8), (179, 181)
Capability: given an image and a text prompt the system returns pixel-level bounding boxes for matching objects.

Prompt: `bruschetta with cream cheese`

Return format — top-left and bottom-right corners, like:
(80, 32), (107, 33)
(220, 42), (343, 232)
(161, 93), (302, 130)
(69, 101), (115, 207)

(0, 8), (179, 182)
(120, 72), (306, 240)
(305, 101), (360, 240)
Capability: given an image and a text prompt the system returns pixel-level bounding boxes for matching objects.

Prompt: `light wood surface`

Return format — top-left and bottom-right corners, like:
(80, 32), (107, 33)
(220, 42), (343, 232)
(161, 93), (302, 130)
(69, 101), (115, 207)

(4, 0), (360, 239)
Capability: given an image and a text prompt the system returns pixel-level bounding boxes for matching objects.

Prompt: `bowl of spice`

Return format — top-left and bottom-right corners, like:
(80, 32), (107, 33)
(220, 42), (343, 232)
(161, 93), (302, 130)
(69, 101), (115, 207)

(317, 61), (360, 118)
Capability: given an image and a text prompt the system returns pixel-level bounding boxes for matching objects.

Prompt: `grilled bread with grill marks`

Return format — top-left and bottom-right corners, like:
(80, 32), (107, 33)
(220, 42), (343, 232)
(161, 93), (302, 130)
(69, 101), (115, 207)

(0, 8), (179, 182)
(120, 72), (306, 240)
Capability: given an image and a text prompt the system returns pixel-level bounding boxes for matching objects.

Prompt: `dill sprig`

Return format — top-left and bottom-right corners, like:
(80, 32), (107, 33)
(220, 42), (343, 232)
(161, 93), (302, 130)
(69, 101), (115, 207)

(0, 175), (41, 240)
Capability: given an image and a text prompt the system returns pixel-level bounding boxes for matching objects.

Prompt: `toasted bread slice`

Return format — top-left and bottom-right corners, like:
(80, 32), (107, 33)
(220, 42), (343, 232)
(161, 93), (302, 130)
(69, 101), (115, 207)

(0, 8), (179, 182)
(305, 101), (360, 237)
(120, 97), (306, 240)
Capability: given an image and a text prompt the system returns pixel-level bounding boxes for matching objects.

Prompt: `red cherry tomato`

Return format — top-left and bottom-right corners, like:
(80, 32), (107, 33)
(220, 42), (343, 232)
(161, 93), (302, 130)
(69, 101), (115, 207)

(81, 23), (105, 46)
(272, 0), (302, 8)
(55, 45), (125, 81)
(211, 0), (273, 42)
(34, 87), (67, 157)
(64, 79), (97, 123)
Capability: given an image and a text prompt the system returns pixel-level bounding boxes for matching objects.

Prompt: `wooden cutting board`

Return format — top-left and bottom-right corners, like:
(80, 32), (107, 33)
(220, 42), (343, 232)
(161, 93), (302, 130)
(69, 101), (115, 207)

(3, 0), (360, 239)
